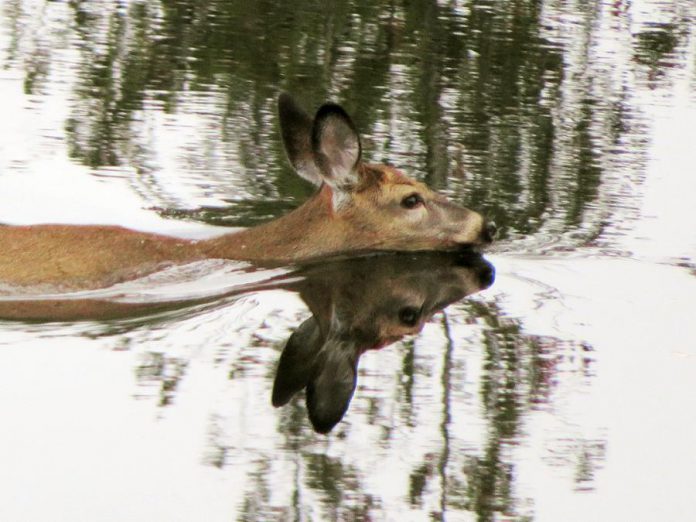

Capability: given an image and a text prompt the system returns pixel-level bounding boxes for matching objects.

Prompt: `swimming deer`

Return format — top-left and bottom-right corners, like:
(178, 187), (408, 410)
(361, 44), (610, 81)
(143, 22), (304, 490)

(0, 94), (495, 293)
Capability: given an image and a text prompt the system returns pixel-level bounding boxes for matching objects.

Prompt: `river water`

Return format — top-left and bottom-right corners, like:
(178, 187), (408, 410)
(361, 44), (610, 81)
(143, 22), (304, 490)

(0, 1), (695, 520)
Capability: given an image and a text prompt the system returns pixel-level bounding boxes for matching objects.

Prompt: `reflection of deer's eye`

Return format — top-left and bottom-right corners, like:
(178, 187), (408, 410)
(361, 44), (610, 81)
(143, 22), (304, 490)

(398, 306), (420, 327)
(401, 193), (424, 209)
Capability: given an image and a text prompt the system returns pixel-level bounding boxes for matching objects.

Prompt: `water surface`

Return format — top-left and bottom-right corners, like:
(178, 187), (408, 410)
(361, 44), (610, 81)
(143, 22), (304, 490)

(1, 1), (695, 520)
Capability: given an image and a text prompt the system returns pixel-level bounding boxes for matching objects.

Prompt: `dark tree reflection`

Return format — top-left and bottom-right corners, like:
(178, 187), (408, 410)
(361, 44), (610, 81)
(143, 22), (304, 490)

(2, 0), (692, 519)
(3, 0), (654, 243)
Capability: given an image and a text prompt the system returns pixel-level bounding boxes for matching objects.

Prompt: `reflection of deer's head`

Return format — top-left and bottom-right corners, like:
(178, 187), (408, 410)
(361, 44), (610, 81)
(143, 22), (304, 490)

(272, 252), (495, 433)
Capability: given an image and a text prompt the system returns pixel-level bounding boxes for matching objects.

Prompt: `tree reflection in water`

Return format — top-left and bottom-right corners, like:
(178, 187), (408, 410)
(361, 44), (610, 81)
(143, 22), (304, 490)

(4, 0), (648, 244)
(3, 0), (693, 518)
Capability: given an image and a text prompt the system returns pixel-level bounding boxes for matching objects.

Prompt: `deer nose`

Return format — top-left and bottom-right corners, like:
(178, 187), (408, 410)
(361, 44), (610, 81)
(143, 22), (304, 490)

(482, 221), (497, 243)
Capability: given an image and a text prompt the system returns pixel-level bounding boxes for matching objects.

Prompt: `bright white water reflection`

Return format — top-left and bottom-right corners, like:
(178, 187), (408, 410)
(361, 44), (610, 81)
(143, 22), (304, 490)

(1, 0), (695, 520)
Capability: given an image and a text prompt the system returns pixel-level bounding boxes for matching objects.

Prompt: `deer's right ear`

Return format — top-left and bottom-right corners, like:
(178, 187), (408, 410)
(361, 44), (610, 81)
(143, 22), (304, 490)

(278, 93), (324, 186)
(311, 103), (362, 192)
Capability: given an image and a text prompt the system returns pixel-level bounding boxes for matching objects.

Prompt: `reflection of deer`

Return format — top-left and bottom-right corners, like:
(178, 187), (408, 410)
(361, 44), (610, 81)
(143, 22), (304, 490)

(0, 94), (495, 292)
(0, 249), (494, 433)
(272, 252), (495, 433)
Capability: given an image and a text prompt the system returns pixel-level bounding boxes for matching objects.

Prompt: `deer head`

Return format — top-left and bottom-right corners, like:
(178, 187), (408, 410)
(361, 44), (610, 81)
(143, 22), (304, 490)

(273, 94), (496, 259)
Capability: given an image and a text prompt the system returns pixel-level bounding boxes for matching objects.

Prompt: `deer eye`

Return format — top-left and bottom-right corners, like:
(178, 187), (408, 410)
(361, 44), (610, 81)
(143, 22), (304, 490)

(401, 193), (424, 209)
(398, 306), (420, 327)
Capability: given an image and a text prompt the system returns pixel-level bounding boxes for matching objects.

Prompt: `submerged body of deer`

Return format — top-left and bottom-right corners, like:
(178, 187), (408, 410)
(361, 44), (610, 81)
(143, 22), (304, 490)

(0, 94), (494, 293)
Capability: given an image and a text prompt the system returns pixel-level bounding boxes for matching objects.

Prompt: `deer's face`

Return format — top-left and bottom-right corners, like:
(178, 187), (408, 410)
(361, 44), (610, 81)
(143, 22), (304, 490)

(340, 164), (488, 252)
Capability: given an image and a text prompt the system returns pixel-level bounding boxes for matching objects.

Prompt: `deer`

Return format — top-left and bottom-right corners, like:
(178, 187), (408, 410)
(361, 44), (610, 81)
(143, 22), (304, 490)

(0, 94), (495, 294)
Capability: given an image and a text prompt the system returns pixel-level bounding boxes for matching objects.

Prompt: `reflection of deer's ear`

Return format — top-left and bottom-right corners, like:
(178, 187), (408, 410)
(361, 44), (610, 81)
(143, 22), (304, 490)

(278, 93), (324, 186)
(272, 317), (323, 408)
(306, 338), (359, 434)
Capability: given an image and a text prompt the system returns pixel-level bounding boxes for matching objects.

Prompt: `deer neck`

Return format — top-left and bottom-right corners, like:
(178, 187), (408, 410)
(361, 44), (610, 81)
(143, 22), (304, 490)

(199, 185), (351, 263)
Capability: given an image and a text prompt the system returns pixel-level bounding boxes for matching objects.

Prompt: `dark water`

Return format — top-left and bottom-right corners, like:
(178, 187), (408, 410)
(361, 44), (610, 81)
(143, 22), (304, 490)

(1, 1), (695, 521)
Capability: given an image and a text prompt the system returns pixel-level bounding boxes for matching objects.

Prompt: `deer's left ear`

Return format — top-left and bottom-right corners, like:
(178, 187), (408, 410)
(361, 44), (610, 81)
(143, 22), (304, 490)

(271, 317), (323, 408)
(311, 103), (362, 191)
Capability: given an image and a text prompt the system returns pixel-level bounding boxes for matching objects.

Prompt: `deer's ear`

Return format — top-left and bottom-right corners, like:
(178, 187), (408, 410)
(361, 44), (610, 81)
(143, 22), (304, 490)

(311, 103), (362, 191)
(306, 338), (359, 434)
(278, 93), (324, 186)
(271, 317), (323, 408)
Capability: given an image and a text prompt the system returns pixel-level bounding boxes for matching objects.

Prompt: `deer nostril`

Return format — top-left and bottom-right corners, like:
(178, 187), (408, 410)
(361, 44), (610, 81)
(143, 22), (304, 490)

(483, 221), (498, 243)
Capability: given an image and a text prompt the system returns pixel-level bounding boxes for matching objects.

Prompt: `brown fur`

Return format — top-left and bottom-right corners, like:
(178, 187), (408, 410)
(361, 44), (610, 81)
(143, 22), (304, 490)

(0, 164), (485, 293)
(0, 225), (202, 291)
